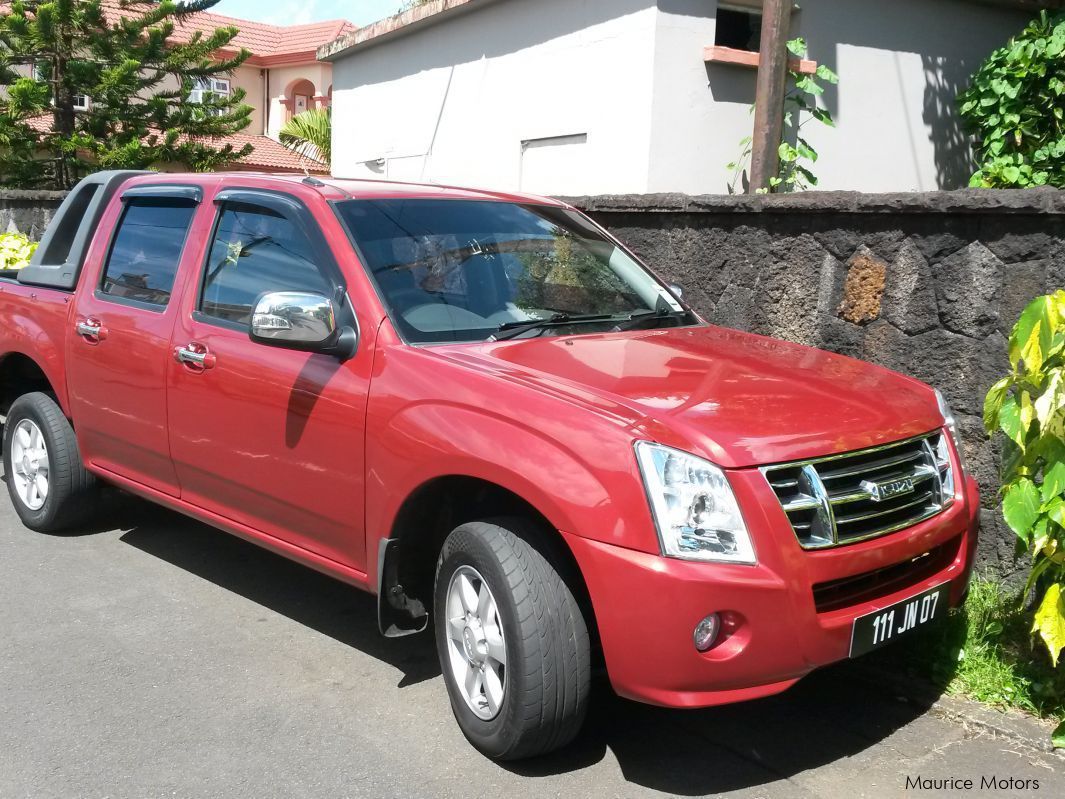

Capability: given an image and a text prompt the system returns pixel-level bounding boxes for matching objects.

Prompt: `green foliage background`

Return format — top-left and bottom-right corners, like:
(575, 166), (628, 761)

(959, 11), (1065, 188)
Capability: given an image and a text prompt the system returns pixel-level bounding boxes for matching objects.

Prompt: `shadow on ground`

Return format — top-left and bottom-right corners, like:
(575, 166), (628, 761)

(79, 494), (947, 796)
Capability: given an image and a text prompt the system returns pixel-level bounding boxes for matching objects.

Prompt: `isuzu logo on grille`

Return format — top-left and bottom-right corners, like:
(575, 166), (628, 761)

(861, 476), (915, 502)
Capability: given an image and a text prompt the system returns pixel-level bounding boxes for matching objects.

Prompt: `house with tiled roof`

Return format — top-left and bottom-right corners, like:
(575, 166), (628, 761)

(18, 2), (355, 173)
(99, 3), (355, 143)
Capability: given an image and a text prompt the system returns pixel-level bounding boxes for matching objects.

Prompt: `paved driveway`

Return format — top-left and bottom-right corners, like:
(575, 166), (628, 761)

(1, 488), (1061, 798)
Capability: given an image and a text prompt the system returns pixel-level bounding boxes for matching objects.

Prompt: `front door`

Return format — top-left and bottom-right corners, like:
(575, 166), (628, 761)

(166, 191), (371, 571)
(66, 193), (200, 496)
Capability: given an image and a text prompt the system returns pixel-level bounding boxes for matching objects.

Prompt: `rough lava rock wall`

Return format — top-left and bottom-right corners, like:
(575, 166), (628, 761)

(0, 190), (65, 239)
(566, 189), (1065, 584)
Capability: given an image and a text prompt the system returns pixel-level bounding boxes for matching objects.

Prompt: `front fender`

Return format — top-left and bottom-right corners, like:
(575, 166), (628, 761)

(364, 400), (658, 589)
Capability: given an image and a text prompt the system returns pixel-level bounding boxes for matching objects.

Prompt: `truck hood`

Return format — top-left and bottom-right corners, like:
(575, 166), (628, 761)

(435, 326), (942, 469)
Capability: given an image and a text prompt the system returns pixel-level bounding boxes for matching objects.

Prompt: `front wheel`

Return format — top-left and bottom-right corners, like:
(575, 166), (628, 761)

(433, 518), (590, 761)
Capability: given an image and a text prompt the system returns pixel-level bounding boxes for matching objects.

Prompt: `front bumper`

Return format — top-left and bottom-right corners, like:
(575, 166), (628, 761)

(563, 473), (979, 708)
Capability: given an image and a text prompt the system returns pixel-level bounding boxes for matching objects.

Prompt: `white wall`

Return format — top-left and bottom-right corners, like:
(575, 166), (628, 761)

(330, 0), (659, 194)
(647, 0), (1032, 193)
(795, 0), (1030, 192)
(330, 0), (1033, 194)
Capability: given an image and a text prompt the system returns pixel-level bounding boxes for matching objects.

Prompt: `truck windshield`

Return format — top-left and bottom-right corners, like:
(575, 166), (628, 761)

(335, 199), (695, 344)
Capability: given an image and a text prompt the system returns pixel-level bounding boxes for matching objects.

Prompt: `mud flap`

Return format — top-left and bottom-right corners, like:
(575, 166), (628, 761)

(377, 538), (428, 638)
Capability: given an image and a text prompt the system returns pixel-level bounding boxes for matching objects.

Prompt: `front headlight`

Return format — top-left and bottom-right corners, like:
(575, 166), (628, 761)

(934, 388), (965, 475)
(634, 442), (756, 565)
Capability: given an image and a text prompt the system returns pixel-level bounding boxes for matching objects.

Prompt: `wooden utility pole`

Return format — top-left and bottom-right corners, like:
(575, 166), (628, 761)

(748, 0), (793, 192)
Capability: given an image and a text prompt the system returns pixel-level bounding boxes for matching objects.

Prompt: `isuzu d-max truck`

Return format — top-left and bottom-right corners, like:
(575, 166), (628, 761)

(0, 171), (978, 760)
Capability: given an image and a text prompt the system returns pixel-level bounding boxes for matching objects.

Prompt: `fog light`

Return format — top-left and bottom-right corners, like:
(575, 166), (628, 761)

(693, 613), (721, 652)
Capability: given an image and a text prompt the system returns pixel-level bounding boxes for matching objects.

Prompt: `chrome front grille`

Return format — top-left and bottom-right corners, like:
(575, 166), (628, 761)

(762, 432), (953, 549)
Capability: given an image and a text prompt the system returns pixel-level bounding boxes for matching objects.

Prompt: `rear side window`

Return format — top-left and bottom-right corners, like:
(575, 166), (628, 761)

(200, 203), (332, 327)
(100, 201), (196, 307)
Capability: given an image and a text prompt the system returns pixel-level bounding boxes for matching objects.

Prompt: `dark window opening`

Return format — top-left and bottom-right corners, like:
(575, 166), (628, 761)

(200, 202), (331, 327)
(99, 201), (195, 307)
(715, 5), (763, 52)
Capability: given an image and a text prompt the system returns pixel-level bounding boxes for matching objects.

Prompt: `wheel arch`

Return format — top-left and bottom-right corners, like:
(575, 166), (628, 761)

(0, 352), (62, 418)
(376, 475), (598, 649)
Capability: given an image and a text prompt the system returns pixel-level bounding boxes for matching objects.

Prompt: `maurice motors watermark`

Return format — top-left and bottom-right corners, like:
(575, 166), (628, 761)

(905, 775), (1042, 792)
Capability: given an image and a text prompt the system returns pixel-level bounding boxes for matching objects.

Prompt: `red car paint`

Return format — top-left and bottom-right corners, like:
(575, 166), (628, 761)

(0, 173), (978, 708)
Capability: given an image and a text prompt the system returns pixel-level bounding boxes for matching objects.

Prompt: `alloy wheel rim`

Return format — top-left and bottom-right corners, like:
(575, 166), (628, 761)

(444, 565), (507, 721)
(10, 419), (49, 511)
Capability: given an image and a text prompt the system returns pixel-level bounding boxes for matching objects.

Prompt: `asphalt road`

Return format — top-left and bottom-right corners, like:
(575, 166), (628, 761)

(1, 481), (1061, 799)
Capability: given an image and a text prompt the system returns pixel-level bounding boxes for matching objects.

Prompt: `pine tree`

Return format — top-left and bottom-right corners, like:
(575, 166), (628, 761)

(0, 0), (254, 188)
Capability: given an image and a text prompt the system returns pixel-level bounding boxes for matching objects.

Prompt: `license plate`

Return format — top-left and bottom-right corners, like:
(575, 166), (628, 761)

(849, 583), (949, 657)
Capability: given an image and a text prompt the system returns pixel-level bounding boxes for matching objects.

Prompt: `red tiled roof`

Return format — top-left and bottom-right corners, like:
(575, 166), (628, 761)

(21, 114), (326, 174)
(213, 131), (328, 173)
(99, 1), (356, 63)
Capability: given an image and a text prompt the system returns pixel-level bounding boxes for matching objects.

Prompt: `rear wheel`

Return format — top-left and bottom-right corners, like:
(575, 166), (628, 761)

(3, 392), (99, 532)
(433, 518), (590, 760)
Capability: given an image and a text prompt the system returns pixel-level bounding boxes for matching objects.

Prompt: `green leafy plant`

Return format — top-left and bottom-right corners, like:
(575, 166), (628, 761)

(279, 108), (331, 167)
(958, 10), (1065, 188)
(984, 292), (1065, 745)
(0, 0), (254, 189)
(0, 231), (37, 269)
(727, 38), (838, 193)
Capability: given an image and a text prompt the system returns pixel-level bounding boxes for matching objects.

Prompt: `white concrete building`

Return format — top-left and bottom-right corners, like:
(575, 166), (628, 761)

(321, 0), (1043, 195)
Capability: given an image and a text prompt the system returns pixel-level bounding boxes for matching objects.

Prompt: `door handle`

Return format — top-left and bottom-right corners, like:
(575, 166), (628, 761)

(75, 318), (108, 342)
(174, 343), (216, 370)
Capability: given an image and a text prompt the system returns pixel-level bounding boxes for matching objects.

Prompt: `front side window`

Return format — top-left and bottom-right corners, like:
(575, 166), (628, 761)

(200, 203), (332, 327)
(100, 201), (196, 307)
(335, 199), (692, 344)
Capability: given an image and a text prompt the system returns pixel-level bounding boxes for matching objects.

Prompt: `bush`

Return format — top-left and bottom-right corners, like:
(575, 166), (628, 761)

(958, 11), (1065, 188)
(0, 232), (37, 270)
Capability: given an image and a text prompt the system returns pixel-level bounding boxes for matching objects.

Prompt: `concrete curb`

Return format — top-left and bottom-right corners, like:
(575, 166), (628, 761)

(927, 694), (1063, 756)
(855, 663), (1063, 757)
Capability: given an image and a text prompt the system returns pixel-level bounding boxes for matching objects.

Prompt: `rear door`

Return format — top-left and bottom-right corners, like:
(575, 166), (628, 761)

(65, 186), (202, 495)
(166, 188), (372, 572)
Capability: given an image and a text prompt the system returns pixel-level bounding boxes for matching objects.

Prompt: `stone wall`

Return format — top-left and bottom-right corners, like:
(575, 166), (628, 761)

(567, 189), (1065, 582)
(0, 190), (65, 239)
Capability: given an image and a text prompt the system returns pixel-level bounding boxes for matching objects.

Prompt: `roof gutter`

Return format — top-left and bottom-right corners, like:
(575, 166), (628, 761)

(318, 0), (505, 62)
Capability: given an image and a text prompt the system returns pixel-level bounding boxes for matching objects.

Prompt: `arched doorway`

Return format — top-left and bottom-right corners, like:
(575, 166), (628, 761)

(285, 78), (317, 120)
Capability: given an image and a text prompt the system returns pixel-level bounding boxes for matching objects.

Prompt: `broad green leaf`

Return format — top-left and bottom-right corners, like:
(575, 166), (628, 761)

(999, 394), (1028, 450)
(1010, 295), (1055, 370)
(1020, 390), (1036, 432)
(786, 38), (806, 57)
(1032, 582), (1065, 667)
(984, 376), (1012, 433)
(1043, 497), (1065, 527)
(1035, 371), (1062, 422)
(1033, 514), (1051, 551)
(815, 64), (839, 84)
(1003, 477), (1041, 537)
(1043, 460), (1065, 503)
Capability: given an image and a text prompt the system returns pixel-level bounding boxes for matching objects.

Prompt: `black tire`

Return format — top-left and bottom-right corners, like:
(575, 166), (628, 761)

(433, 517), (590, 761)
(3, 392), (99, 532)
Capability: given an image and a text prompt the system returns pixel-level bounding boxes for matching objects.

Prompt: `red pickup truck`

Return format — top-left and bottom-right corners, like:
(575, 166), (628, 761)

(0, 171), (978, 760)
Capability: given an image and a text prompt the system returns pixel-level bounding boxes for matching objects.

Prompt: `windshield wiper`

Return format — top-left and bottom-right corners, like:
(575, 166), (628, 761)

(612, 308), (689, 332)
(490, 313), (619, 342)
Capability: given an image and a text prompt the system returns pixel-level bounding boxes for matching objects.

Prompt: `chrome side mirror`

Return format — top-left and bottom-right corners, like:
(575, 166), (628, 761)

(668, 283), (685, 299)
(250, 291), (358, 359)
